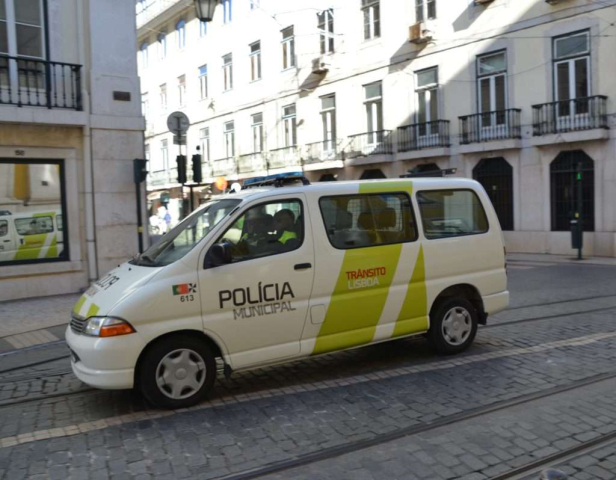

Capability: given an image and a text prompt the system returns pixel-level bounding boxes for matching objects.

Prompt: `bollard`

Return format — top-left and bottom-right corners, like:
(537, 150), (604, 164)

(540, 469), (568, 480)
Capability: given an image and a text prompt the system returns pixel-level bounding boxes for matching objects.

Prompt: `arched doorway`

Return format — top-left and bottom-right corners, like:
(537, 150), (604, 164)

(550, 150), (594, 231)
(473, 157), (513, 231)
(360, 169), (386, 180)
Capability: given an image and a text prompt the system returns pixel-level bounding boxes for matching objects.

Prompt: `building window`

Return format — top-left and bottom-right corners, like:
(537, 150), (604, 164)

(222, 53), (233, 91)
(224, 121), (235, 157)
(250, 41), (262, 82)
(199, 65), (208, 99)
(157, 33), (167, 60)
(473, 158), (514, 231)
(140, 42), (148, 69)
(550, 150), (594, 232)
(176, 19), (186, 49)
(251, 113), (263, 153)
(250, 0), (260, 9)
(317, 9), (334, 54)
(156, 139), (168, 172)
(281, 26), (295, 70)
(177, 75), (186, 107)
(145, 144), (150, 163)
(141, 92), (149, 117)
(160, 83), (167, 110)
(200, 20), (207, 37)
(477, 51), (507, 127)
(321, 94), (336, 150)
(553, 31), (590, 117)
(223, 0), (232, 23)
(0, 159), (69, 266)
(0, 0), (45, 58)
(416, 67), (439, 136)
(200, 128), (210, 164)
(362, 0), (380, 40)
(282, 104), (297, 147)
(364, 82), (383, 144)
(415, 0), (436, 22)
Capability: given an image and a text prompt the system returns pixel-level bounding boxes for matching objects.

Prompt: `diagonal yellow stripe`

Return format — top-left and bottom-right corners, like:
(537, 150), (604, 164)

(392, 245), (429, 337)
(86, 304), (100, 318)
(73, 296), (87, 316)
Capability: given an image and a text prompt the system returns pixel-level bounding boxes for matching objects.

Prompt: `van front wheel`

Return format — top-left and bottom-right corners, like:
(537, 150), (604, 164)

(139, 335), (216, 409)
(429, 298), (478, 355)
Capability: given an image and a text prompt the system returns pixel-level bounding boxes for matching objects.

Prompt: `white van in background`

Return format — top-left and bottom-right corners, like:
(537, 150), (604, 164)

(0, 210), (64, 262)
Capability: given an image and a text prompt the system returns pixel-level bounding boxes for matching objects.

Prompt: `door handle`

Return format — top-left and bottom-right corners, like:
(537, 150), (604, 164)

(2, 240), (9, 243)
(294, 263), (312, 271)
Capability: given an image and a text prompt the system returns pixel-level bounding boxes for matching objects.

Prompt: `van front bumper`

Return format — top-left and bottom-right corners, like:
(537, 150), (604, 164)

(65, 326), (146, 390)
(483, 290), (510, 316)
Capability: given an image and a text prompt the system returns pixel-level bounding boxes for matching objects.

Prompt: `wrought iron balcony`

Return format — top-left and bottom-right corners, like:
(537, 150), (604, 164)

(302, 139), (341, 164)
(238, 153), (267, 174)
(268, 146), (301, 169)
(0, 55), (82, 110)
(346, 130), (394, 159)
(212, 157), (237, 177)
(532, 96), (608, 136)
(397, 120), (450, 152)
(459, 109), (521, 144)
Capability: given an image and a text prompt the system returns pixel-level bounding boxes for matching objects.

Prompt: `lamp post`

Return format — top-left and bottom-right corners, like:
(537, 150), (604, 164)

(194, 0), (218, 22)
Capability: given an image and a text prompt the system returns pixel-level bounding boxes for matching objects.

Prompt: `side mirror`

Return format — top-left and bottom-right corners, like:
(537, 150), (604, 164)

(204, 242), (232, 268)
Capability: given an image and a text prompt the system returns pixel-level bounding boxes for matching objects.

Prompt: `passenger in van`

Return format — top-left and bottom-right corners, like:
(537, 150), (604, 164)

(274, 209), (298, 245)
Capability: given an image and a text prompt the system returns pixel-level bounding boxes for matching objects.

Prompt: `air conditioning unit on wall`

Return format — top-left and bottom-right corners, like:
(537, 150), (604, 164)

(409, 22), (433, 44)
(312, 57), (330, 74)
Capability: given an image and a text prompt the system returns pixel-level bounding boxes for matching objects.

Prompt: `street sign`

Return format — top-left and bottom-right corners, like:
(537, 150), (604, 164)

(166, 111), (190, 135)
(173, 135), (187, 146)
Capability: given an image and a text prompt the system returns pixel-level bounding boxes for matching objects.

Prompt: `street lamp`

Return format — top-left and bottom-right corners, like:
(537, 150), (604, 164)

(194, 0), (218, 22)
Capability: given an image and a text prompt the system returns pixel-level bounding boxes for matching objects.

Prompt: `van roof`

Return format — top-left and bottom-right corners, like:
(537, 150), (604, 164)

(224, 177), (482, 202)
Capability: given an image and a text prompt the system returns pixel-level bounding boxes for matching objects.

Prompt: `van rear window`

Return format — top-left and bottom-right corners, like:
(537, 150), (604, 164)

(417, 190), (489, 239)
(319, 193), (417, 249)
(14, 217), (54, 236)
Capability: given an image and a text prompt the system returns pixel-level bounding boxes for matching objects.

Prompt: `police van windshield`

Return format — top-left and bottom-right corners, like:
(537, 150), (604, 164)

(132, 199), (241, 267)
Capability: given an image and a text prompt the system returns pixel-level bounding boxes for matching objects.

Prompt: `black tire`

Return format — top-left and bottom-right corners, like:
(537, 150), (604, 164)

(138, 334), (216, 409)
(428, 297), (478, 355)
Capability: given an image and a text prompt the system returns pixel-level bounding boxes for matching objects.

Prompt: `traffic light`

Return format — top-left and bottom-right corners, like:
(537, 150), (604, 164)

(133, 158), (148, 184)
(176, 155), (187, 184)
(192, 154), (203, 184)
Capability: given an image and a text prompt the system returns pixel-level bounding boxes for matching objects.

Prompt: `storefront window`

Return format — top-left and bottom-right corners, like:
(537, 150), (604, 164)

(0, 159), (68, 265)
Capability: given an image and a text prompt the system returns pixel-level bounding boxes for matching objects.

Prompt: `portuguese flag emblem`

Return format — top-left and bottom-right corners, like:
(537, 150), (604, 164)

(172, 283), (197, 295)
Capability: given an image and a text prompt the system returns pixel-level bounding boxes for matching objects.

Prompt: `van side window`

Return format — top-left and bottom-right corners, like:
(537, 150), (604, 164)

(319, 193), (417, 249)
(0, 220), (7, 237)
(218, 199), (303, 262)
(56, 215), (63, 232)
(14, 217), (54, 236)
(417, 189), (489, 239)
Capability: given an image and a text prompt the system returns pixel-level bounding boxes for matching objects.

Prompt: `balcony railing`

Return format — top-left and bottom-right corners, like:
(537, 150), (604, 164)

(459, 109), (521, 144)
(346, 130), (394, 158)
(398, 120), (450, 152)
(0, 55), (82, 110)
(302, 139), (341, 164)
(212, 157), (237, 177)
(238, 153), (267, 174)
(268, 146), (301, 169)
(532, 96), (608, 136)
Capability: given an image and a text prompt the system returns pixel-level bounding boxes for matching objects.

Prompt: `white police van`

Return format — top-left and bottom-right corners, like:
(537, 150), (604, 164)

(66, 173), (509, 408)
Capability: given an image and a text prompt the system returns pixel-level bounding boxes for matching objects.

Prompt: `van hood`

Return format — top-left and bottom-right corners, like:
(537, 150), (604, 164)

(72, 262), (162, 319)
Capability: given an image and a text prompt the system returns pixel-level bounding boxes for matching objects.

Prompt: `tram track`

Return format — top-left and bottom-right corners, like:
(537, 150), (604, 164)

(214, 371), (616, 480)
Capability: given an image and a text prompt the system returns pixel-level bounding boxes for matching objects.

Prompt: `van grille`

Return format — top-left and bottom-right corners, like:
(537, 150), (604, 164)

(70, 314), (87, 335)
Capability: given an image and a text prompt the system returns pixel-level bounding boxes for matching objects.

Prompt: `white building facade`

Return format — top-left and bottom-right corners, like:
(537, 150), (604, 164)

(138, 0), (616, 257)
(0, 0), (145, 301)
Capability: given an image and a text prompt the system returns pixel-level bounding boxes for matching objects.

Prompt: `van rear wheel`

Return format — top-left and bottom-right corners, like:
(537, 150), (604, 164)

(139, 335), (216, 409)
(428, 298), (478, 355)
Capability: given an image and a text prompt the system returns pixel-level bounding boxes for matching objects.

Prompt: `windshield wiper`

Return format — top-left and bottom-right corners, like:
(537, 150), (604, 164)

(137, 253), (157, 266)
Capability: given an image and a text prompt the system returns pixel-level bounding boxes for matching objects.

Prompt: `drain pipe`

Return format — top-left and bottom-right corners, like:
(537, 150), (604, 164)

(77, 0), (99, 283)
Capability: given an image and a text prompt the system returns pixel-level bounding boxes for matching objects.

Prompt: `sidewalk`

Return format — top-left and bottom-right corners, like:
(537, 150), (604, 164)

(508, 252), (616, 266)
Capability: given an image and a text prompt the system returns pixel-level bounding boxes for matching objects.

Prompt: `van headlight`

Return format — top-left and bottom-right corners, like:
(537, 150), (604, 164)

(84, 317), (136, 338)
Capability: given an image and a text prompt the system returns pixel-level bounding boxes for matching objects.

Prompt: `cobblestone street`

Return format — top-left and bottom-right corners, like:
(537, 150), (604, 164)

(1, 256), (616, 479)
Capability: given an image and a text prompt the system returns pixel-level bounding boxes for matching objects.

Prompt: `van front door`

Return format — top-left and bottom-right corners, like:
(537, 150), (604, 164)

(0, 217), (15, 262)
(198, 194), (315, 370)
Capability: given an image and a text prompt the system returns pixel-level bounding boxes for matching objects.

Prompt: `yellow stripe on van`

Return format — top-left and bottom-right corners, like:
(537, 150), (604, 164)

(312, 181), (415, 355)
(392, 245), (429, 338)
(45, 235), (58, 258)
(86, 304), (100, 318)
(73, 296), (87, 316)
(13, 233), (48, 260)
